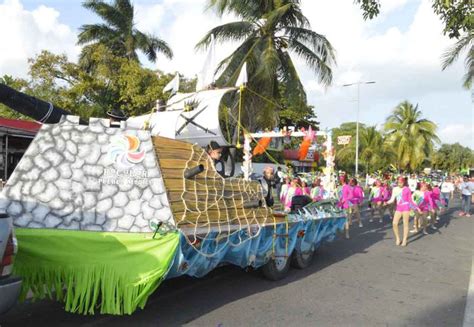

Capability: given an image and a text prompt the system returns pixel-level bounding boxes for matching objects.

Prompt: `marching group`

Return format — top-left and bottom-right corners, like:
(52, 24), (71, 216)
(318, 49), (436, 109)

(261, 167), (474, 247)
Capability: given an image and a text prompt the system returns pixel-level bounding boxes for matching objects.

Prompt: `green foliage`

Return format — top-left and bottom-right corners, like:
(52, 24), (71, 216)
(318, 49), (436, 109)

(384, 101), (440, 172)
(78, 0), (173, 64)
(441, 31), (473, 89)
(432, 143), (474, 172)
(354, 0), (381, 20)
(432, 0), (472, 39)
(356, 0), (472, 39)
(198, 0), (335, 132)
(2, 48), (191, 120)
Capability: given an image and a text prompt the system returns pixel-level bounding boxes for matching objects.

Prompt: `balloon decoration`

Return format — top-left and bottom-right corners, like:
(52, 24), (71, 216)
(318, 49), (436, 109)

(252, 137), (272, 156)
(298, 127), (315, 160)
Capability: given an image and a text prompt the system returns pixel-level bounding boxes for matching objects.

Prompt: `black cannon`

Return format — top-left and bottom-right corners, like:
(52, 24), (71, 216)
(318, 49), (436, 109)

(0, 84), (81, 124)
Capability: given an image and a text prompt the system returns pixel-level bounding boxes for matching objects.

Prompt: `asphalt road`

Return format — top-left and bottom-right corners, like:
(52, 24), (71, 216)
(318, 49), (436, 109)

(1, 200), (473, 327)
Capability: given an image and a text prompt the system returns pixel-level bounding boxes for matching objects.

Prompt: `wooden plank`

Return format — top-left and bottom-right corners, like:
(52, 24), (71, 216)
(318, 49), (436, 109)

(169, 197), (264, 213)
(167, 192), (258, 205)
(173, 208), (270, 224)
(153, 136), (195, 150)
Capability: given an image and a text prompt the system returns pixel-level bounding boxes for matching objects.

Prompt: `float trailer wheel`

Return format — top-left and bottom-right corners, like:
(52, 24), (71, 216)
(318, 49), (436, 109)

(290, 246), (315, 269)
(261, 255), (291, 281)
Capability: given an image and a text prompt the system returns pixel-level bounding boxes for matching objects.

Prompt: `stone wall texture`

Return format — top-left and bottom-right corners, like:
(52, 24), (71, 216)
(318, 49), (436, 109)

(0, 115), (174, 233)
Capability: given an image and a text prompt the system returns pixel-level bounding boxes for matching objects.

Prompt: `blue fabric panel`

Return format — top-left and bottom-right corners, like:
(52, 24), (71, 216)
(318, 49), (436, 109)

(167, 217), (346, 279)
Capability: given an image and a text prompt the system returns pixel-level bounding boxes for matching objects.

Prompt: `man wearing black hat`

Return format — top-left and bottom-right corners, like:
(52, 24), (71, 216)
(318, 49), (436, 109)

(206, 141), (225, 177)
(107, 108), (128, 126)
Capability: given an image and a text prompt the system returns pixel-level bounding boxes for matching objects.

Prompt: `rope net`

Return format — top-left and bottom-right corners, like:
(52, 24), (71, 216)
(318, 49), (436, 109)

(153, 137), (277, 257)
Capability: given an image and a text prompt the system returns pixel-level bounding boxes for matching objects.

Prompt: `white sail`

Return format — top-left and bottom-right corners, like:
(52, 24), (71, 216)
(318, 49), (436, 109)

(196, 34), (216, 91)
(235, 62), (248, 87)
(163, 73), (180, 94)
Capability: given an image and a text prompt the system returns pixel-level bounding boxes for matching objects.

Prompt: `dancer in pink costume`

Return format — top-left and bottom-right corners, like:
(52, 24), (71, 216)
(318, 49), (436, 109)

(284, 178), (303, 212)
(386, 176), (420, 247)
(337, 174), (353, 239)
(310, 178), (324, 202)
(418, 182), (435, 234)
(350, 178), (364, 228)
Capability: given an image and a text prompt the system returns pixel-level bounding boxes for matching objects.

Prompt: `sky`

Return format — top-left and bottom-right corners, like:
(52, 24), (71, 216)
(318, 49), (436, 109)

(0, 0), (472, 148)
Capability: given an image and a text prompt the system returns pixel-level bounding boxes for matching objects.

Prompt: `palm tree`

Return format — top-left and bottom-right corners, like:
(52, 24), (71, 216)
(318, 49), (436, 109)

(441, 31), (473, 89)
(384, 101), (440, 171)
(78, 0), (173, 64)
(196, 0), (335, 131)
(337, 126), (396, 174)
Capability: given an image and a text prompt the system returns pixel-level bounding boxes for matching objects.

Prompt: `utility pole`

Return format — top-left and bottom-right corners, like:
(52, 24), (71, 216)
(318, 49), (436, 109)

(342, 81), (376, 177)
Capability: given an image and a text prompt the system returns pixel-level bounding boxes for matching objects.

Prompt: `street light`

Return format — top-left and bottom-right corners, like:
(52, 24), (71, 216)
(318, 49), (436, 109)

(342, 81), (376, 177)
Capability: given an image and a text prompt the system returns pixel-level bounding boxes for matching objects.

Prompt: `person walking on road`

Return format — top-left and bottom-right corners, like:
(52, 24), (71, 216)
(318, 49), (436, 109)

(440, 177), (454, 209)
(350, 178), (364, 228)
(459, 176), (474, 217)
(386, 176), (420, 247)
(337, 174), (353, 240)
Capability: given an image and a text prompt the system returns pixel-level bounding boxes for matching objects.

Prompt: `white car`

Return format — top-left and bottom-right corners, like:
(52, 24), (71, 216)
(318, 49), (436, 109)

(0, 212), (21, 314)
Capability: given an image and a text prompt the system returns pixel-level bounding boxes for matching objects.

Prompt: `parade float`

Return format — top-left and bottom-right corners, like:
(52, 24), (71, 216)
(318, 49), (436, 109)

(0, 83), (345, 315)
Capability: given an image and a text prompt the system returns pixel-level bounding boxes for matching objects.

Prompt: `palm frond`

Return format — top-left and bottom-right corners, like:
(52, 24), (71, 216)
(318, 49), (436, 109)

(441, 32), (473, 70)
(288, 39), (333, 86)
(82, 0), (128, 31)
(77, 24), (119, 45)
(195, 21), (255, 50)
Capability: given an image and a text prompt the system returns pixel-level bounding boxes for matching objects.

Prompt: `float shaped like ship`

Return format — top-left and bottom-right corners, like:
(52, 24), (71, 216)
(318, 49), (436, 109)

(0, 84), (345, 315)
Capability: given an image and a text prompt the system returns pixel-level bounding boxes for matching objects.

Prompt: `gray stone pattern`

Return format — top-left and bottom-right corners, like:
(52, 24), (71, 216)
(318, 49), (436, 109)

(0, 115), (174, 232)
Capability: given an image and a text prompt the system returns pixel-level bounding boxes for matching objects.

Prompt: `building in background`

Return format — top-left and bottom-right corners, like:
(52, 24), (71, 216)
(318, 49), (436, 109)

(0, 118), (41, 184)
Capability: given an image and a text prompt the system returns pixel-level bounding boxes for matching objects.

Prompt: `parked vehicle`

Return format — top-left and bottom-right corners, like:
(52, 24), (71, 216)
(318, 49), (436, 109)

(0, 213), (21, 314)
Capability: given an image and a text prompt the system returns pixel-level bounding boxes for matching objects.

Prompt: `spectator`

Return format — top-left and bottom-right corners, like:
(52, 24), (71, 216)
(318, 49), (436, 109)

(459, 176), (474, 217)
(440, 177), (455, 208)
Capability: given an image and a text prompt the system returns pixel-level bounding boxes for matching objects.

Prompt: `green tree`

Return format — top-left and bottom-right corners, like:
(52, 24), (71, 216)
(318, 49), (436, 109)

(78, 0), (173, 65)
(441, 31), (473, 89)
(338, 125), (396, 174)
(197, 0), (335, 131)
(432, 143), (474, 172)
(384, 101), (440, 171)
(332, 123), (395, 174)
(25, 48), (176, 119)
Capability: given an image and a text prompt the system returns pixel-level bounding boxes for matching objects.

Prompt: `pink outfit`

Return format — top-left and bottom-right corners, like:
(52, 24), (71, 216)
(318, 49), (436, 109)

(419, 191), (434, 212)
(303, 187), (311, 196)
(338, 184), (353, 209)
(395, 186), (418, 212)
(382, 186), (392, 202)
(351, 185), (364, 205)
(370, 187), (383, 203)
(431, 187), (443, 209)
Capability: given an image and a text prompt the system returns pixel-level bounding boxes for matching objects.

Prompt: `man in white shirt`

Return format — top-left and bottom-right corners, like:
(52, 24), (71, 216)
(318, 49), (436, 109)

(440, 177), (455, 208)
(459, 176), (474, 216)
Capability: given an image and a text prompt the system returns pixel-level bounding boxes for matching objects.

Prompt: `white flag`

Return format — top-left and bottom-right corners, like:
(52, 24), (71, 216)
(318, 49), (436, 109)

(235, 62), (247, 87)
(163, 73), (180, 94)
(196, 34), (216, 91)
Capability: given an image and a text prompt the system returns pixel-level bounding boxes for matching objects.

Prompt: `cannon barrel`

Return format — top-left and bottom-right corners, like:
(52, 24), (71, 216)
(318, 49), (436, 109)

(0, 83), (79, 124)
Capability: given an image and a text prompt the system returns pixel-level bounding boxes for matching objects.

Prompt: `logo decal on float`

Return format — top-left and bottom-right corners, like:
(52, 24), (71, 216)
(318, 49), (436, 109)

(107, 134), (145, 169)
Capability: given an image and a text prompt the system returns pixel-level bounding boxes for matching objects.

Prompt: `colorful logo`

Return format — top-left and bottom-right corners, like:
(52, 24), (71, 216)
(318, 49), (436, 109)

(108, 135), (145, 169)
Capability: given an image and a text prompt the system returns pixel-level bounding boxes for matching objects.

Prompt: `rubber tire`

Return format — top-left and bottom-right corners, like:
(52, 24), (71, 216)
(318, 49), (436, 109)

(261, 255), (291, 281)
(290, 246), (315, 269)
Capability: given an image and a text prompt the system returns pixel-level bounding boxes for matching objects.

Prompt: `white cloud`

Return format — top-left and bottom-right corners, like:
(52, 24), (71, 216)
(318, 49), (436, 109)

(0, 0), (79, 78)
(439, 124), (474, 148)
(134, 0), (237, 76)
(294, 0), (469, 144)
